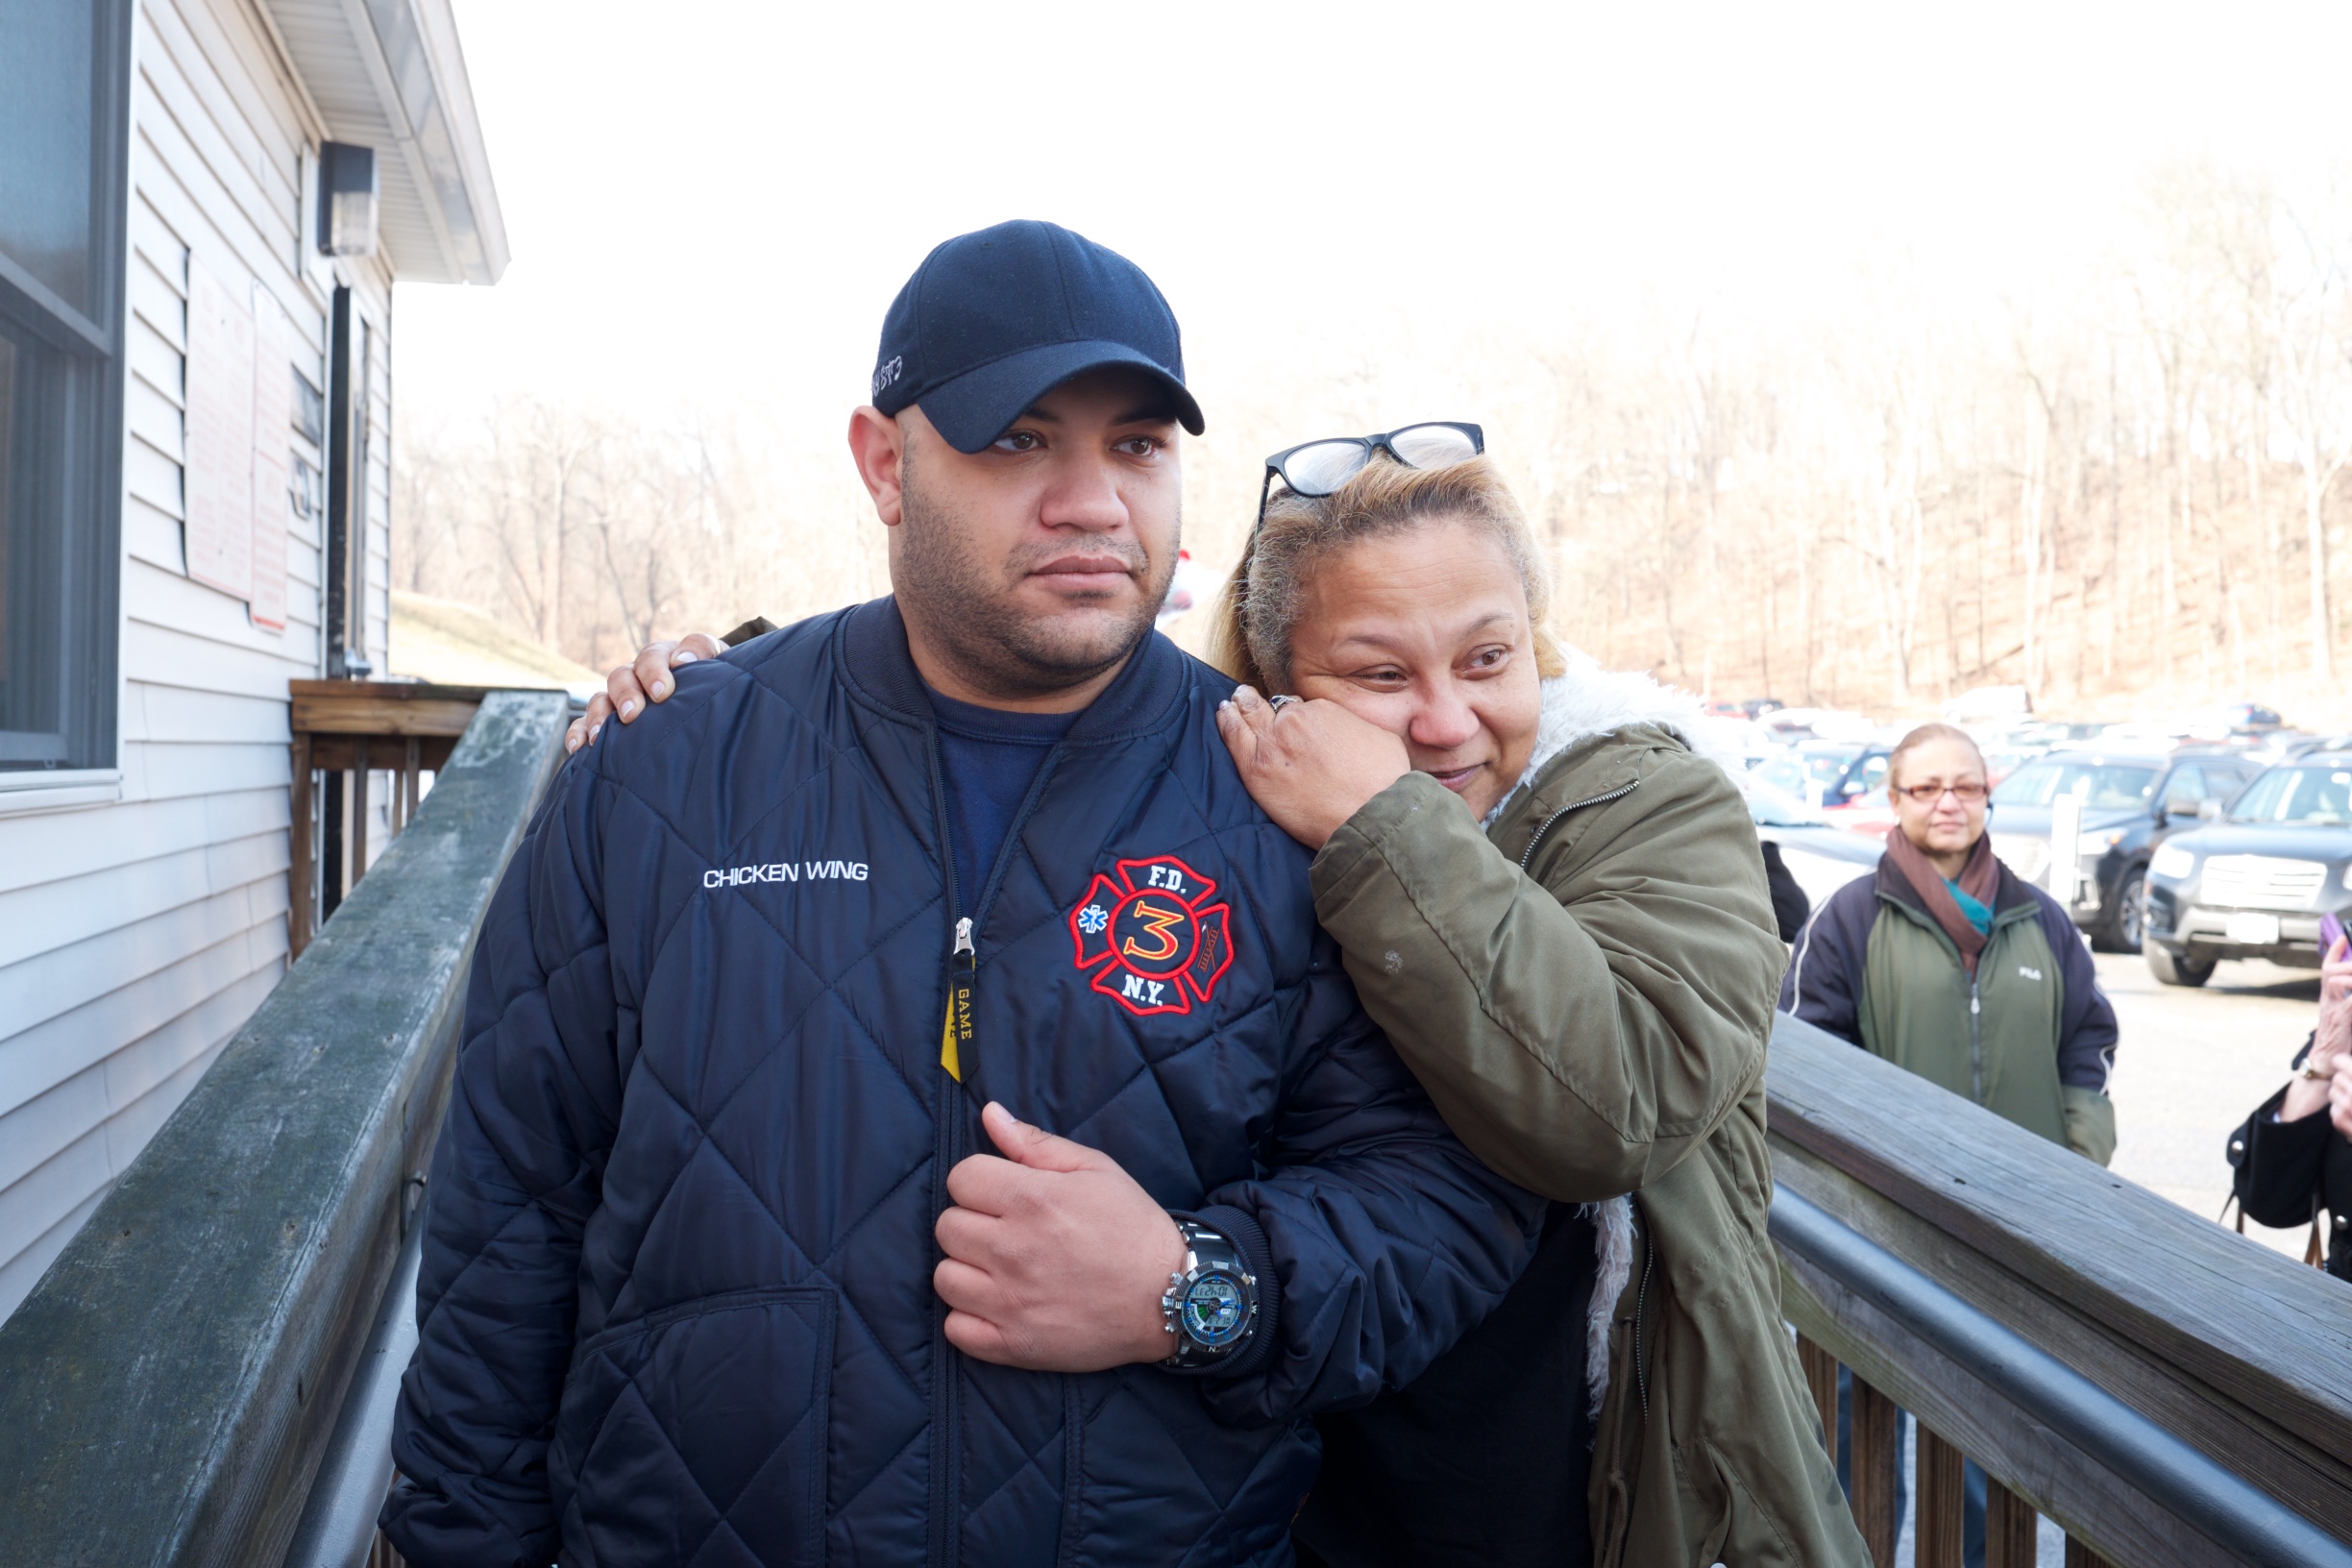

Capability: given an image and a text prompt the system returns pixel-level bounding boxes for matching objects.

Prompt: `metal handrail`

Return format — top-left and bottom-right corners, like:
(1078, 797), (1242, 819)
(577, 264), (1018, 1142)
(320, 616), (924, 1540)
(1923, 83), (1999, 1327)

(280, 1203), (424, 1568)
(1770, 1187), (2352, 1568)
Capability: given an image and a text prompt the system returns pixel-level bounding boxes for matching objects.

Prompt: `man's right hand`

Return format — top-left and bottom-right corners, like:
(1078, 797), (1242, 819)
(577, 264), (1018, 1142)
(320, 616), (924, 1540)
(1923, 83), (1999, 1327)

(565, 631), (726, 752)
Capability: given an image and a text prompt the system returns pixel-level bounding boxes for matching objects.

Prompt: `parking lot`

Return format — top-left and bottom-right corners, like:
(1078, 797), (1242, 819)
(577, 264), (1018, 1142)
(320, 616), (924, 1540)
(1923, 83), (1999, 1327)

(2099, 951), (2319, 1260)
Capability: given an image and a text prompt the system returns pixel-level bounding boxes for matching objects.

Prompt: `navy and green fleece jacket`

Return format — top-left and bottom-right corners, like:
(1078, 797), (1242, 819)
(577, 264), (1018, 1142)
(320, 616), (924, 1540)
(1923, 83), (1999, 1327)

(1781, 853), (2119, 1159)
(380, 598), (1541, 1568)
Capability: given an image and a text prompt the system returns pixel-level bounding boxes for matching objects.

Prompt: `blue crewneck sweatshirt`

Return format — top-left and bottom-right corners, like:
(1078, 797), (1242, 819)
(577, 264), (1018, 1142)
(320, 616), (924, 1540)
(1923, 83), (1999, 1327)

(927, 688), (1081, 912)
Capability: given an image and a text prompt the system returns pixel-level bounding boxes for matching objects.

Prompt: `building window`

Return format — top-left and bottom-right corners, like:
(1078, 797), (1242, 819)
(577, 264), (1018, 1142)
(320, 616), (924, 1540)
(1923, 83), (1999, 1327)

(0, 0), (130, 771)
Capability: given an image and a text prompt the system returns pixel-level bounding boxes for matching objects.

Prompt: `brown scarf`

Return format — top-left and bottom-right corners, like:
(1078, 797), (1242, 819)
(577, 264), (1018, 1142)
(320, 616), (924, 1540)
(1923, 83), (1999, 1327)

(1883, 829), (2000, 974)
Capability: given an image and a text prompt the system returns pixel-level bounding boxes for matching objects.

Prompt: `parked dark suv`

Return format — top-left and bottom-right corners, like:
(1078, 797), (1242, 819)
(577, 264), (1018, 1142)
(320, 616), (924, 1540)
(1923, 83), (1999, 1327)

(2142, 752), (2352, 986)
(1989, 747), (2260, 952)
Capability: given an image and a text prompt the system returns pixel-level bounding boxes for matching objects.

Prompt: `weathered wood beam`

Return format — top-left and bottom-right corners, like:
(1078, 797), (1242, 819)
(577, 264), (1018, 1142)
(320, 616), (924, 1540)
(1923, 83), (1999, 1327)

(1769, 1013), (2352, 1565)
(289, 679), (498, 738)
(1768, 1015), (2352, 1463)
(0, 691), (570, 1568)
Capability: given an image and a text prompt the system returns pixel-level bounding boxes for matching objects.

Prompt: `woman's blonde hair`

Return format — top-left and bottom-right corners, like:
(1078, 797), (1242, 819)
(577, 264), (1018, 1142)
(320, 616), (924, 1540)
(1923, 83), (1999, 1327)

(1203, 454), (1569, 693)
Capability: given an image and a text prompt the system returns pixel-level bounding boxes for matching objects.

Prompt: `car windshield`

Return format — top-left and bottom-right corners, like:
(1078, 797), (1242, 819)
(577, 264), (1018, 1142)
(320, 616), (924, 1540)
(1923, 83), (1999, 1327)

(1741, 773), (1828, 827)
(1802, 747), (1860, 782)
(2229, 766), (2352, 825)
(1752, 757), (1814, 799)
(1992, 760), (2159, 811)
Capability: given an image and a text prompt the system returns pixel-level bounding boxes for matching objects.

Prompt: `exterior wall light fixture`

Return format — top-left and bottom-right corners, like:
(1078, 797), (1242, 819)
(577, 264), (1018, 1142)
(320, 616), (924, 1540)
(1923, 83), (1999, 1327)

(317, 142), (380, 257)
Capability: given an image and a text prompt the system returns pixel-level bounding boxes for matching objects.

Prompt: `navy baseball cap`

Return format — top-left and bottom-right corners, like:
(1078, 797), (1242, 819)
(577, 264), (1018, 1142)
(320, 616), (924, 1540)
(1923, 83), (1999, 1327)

(869, 220), (1205, 453)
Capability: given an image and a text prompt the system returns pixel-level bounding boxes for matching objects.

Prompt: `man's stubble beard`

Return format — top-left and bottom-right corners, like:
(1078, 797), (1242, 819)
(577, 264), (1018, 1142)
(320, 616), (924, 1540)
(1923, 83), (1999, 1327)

(894, 461), (1178, 702)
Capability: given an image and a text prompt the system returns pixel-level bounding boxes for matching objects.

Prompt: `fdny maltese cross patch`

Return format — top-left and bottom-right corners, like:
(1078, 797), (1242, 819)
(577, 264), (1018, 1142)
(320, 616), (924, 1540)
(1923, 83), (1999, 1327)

(1067, 855), (1235, 1017)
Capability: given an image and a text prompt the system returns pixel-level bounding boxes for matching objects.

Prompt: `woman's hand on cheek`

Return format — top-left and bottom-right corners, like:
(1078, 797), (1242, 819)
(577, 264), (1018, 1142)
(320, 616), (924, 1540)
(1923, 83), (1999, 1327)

(1216, 686), (1411, 851)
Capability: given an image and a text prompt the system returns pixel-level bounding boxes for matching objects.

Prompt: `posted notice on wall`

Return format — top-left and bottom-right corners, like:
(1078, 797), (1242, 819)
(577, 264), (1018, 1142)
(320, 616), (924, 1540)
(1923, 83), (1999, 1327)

(183, 261), (295, 635)
(184, 261), (255, 602)
(249, 285), (292, 632)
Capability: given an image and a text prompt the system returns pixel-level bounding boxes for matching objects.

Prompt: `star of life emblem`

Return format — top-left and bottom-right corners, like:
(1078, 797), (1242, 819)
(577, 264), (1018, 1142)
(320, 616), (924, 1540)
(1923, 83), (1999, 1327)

(1066, 855), (1234, 1017)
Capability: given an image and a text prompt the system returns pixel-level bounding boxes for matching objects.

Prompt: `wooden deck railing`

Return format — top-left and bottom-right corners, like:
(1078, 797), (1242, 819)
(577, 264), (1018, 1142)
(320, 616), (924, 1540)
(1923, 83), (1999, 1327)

(4, 709), (2344, 1568)
(1768, 1012), (2352, 1567)
(288, 679), (506, 957)
(0, 690), (569, 1568)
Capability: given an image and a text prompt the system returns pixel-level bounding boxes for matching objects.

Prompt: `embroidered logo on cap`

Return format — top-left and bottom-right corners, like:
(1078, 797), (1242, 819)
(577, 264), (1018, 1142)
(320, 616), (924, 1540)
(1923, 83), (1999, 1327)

(1068, 855), (1233, 1017)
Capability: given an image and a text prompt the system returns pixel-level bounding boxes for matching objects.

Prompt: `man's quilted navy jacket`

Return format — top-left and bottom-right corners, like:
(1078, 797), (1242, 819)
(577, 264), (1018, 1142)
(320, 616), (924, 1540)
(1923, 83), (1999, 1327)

(382, 599), (1541, 1568)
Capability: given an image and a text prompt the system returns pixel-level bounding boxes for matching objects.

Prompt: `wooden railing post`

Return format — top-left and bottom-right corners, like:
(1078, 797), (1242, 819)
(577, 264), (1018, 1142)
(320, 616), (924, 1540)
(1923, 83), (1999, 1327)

(1798, 1332), (1840, 1470)
(351, 735), (370, 886)
(2064, 1537), (2119, 1568)
(1985, 1478), (2038, 1568)
(289, 680), (498, 945)
(1917, 1425), (1966, 1568)
(289, 729), (314, 957)
(1849, 1374), (1900, 1567)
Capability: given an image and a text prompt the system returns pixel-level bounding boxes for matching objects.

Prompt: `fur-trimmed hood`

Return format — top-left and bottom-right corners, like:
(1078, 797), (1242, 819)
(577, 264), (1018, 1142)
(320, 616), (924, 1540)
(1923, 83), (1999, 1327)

(1483, 647), (1735, 834)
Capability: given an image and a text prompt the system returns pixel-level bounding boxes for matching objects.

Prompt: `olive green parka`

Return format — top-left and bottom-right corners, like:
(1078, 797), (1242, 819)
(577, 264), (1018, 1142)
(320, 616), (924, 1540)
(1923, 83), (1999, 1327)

(1310, 664), (1868, 1568)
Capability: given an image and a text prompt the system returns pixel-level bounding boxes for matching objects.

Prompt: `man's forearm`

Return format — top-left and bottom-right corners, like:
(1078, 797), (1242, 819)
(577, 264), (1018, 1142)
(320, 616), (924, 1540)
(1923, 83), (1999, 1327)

(1193, 1003), (1544, 1427)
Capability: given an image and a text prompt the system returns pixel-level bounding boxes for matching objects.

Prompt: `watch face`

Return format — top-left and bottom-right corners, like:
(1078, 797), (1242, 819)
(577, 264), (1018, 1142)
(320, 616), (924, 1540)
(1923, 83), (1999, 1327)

(1182, 1272), (1248, 1346)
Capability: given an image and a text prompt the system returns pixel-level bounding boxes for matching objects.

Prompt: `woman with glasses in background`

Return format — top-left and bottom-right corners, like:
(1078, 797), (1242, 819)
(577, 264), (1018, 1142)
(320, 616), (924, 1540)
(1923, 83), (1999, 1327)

(1780, 724), (2119, 1568)
(1781, 723), (2120, 1163)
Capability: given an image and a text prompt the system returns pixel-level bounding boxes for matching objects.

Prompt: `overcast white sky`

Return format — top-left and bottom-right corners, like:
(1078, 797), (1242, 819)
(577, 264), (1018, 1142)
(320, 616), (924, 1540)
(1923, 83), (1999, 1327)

(399, 0), (2352, 431)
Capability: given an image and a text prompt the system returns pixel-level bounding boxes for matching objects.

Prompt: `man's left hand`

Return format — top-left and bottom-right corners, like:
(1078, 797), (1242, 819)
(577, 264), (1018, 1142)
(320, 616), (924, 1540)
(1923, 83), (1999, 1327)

(935, 1103), (1187, 1372)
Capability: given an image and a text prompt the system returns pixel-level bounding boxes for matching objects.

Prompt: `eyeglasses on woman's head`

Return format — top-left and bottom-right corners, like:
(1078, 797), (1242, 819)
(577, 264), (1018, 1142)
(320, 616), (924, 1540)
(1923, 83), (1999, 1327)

(1254, 422), (1484, 532)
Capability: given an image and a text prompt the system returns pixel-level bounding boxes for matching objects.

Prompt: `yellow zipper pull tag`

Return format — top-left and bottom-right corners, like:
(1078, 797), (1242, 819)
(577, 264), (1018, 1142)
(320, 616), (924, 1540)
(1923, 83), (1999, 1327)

(941, 917), (975, 1080)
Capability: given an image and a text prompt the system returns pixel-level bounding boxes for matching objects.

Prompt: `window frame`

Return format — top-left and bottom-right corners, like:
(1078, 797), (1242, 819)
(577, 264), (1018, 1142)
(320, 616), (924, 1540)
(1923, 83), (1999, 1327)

(0, 0), (132, 774)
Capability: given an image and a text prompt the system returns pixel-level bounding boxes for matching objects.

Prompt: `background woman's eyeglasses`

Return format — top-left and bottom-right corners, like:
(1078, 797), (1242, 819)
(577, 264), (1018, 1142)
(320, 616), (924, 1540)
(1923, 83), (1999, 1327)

(1898, 782), (1989, 803)
(1255, 422), (1484, 530)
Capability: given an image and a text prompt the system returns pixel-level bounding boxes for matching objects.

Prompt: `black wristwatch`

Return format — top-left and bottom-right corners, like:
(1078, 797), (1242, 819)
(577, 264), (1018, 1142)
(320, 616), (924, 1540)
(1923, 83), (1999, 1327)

(1159, 1219), (1259, 1367)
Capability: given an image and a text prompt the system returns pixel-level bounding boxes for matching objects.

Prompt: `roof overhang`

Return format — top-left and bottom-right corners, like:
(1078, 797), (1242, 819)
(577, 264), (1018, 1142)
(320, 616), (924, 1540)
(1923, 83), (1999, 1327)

(258, 0), (509, 285)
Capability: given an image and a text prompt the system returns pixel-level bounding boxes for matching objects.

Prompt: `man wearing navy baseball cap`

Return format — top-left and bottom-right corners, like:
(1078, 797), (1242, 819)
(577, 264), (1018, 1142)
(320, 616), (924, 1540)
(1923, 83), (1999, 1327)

(385, 221), (1538, 1567)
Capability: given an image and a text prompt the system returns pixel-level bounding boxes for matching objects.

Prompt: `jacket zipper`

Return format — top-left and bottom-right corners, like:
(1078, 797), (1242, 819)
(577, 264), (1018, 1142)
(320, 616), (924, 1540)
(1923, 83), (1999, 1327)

(1630, 1220), (1654, 1425)
(925, 738), (966, 1568)
(1968, 978), (1984, 1104)
(923, 725), (1074, 1568)
(1518, 781), (1641, 872)
(1879, 887), (2021, 1110)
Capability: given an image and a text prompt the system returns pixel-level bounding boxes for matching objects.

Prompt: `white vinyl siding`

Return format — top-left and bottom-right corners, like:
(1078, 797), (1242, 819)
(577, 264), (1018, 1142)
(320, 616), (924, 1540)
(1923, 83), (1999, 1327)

(0, 0), (399, 1325)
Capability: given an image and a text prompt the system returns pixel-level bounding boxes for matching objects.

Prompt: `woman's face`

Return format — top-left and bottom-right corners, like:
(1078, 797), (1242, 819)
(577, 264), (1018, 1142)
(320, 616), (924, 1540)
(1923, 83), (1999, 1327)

(1890, 736), (1989, 858)
(1283, 518), (1544, 821)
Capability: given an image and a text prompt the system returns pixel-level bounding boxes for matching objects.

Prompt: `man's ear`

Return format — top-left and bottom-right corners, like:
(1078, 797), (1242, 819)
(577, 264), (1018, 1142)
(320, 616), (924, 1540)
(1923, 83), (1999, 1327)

(848, 405), (909, 527)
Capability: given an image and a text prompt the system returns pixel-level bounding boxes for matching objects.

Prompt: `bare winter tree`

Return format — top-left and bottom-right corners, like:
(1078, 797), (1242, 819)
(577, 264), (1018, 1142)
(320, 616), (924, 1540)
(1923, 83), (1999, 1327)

(390, 161), (2352, 723)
